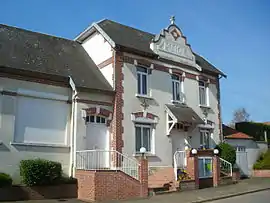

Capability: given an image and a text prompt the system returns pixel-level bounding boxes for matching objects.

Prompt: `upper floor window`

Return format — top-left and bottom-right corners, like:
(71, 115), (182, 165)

(172, 74), (184, 102)
(137, 67), (148, 95)
(199, 80), (208, 106)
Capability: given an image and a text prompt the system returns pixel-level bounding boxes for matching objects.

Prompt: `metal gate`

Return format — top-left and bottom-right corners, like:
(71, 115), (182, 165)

(236, 151), (248, 176)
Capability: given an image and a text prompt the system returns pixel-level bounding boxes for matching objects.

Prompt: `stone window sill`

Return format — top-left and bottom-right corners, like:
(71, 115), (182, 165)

(133, 152), (156, 157)
(199, 105), (211, 109)
(10, 142), (70, 148)
(135, 94), (153, 100)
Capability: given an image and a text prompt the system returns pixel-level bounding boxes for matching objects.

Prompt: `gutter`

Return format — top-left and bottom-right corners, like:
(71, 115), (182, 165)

(69, 76), (78, 177)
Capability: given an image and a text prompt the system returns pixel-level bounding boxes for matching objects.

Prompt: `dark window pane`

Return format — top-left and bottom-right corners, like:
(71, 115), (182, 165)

(137, 67), (147, 73)
(143, 127), (151, 151)
(101, 117), (106, 123)
(86, 116), (90, 122)
(172, 81), (175, 100)
(135, 127), (141, 152)
(142, 74), (147, 95)
(198, 159), (204, 177)
(137, 73), (141, 94)
(199, 81), (205, 87)
(176, 82), (180, 100)
(90, 116), (95, 123)
(96, 116), (101, 123)
(171, 74), (179, 80)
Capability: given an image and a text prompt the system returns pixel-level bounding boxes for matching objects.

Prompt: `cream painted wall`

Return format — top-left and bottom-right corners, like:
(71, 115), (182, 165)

(82, 32), (114, 88)
(122, 53), (221, 167)
(0, 78), (72, 183)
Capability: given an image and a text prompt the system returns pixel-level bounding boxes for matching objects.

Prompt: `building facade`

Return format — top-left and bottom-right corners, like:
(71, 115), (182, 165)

(76, 18), (226, 168)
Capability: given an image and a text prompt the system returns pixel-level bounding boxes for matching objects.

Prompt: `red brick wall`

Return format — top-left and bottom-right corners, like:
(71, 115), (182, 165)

(252, 170), (270, 177)
(110, 51), (124, 156)
(75, 170), (142, 202)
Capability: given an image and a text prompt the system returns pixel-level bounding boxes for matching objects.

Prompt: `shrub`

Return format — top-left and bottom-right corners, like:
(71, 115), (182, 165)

(216, 142), (236, 165)
(20, 159), (62, 186)
(0, 173), (12, 187)
(253, 150), (270, 170)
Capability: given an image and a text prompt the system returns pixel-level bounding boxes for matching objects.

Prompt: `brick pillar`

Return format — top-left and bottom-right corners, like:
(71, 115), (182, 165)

(213, 155), (220, 187)
(138, 156), (148, 198)
(186, 150), (199, 189)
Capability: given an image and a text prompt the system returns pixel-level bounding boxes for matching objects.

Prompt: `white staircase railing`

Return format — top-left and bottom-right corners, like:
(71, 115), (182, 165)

(220, 158), (232, 177)
(76, 150), (140, 180)
(173, 151), (187, 180)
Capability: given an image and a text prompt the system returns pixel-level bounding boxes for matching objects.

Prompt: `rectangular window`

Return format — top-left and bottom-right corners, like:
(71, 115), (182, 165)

(135, 123), (152, 152)
(200, 130), (210, 149)
(172, 74), (182, 101)
(14, 96), (69, 145)
(137, 67), (148, 95)
(198, 157), (213, 178)
(199, 81), (207, 106)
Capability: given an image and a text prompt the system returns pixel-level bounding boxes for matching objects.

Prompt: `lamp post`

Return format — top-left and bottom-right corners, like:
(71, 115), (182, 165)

(140, 147), (146, 158)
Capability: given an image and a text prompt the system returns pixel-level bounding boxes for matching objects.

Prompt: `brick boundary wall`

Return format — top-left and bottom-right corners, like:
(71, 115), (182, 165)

(252, 170), (270, 177)
(76, 156), (148, 202)
(0, 184), (77, 201)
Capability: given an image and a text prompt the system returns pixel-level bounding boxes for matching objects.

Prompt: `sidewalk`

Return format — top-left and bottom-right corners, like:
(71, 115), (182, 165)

(126, 178), (270, 203)
(5, 178), (270, 203)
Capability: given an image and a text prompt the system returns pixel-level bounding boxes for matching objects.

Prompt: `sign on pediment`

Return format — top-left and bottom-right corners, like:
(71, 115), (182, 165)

(150, 21), (197, 68)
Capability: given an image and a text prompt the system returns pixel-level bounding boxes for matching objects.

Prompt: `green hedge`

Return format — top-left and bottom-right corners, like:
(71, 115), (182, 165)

(0, 173), (12, 188)
(216, 142), (236, 165)
(253, 150), (270, 170)
(20, 159), (62, 186)
(236, 122), (270, 143)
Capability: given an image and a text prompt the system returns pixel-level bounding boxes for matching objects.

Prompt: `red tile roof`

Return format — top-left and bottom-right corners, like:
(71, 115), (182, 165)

(225, 132), (253, 140)
(263, 122), (270, 125)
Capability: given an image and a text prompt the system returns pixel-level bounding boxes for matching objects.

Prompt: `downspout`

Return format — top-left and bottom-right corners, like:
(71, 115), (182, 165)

(69, 77), (78, 177)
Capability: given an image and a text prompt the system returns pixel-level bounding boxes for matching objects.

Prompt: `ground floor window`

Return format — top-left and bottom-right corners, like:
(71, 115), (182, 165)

(135, 123), (152, 153)
(86, 115), (106, 124)
(198, 157), (213, 178)
(200, 129), (210, 149)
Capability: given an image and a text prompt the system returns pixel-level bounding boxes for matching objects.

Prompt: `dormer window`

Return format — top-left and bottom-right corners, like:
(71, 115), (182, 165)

(137, 67), (148, 95)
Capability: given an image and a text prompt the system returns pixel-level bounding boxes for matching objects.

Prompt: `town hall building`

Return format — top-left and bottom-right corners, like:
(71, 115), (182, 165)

(0, 17), (226, 192)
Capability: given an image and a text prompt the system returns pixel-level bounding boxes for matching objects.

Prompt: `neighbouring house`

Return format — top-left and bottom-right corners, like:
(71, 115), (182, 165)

(223, 124), (268, 177)
(75, 18), (226, 188)
(0, 24), (114, 182)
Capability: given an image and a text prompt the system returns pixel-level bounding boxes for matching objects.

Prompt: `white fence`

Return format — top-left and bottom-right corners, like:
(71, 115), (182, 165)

(220, 157), (232, 177)
(173, 150), (187, 180)
(76, 150), (140, 180)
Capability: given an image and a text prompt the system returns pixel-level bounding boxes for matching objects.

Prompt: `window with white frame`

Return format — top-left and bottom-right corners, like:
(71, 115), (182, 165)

(172, 74), (183, 102)
(199, 80), (208, 106)
(198, 157), (213, 178)
(137, 67), (148, 95)
(235, 146), (246, 152)
(86, 115), (106, 124)
(200, 129), (210, 149)
(135, 123), (152, 153)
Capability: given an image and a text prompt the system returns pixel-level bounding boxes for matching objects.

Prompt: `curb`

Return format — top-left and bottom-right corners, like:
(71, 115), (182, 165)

(191, 187), (270, 203)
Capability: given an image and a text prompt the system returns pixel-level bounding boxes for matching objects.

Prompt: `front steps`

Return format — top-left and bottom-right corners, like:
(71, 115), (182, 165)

(148, 167), (178, 193)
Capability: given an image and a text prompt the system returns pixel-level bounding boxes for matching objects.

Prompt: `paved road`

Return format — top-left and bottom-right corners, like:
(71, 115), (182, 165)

(210, 190), (270, 203)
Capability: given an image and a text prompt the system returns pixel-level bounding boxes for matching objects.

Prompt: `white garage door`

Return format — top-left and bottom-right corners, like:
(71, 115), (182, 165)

(15, 96), (69, 145)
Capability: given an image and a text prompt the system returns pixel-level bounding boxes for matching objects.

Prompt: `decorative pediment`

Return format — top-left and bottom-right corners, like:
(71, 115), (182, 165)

(150, 17), (197, 69)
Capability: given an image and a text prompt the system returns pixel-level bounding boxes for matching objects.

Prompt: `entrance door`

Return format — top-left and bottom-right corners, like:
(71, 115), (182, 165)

(86, 115), (110, 168)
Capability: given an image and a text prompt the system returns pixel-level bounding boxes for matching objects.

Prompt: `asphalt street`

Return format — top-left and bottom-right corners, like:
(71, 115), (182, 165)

(209, 190), (270, 203)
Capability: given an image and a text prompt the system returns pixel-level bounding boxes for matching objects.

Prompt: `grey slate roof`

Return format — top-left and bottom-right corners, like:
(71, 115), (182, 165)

(96, 19), (225, 76)
(166, 104), (204, 124)
(0, 24), (113, 92)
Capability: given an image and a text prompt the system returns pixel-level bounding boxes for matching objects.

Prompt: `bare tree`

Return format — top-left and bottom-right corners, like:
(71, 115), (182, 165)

(229, 107), (250, 128)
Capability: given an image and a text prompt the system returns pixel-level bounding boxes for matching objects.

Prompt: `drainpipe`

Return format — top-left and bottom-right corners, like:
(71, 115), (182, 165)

(69, 77), (78, 177)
